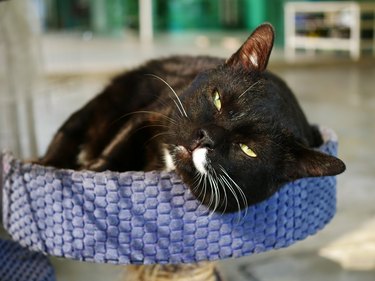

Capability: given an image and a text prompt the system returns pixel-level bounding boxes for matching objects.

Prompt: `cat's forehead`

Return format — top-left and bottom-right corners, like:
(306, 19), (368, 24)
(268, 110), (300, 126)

(186, 68), (283, 126)
(192, 66), (262, 92)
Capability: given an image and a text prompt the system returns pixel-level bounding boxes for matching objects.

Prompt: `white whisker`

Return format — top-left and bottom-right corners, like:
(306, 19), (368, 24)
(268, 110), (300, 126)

(193, 171), (205, 199)
(221, 175), (246, 222)
(115, 110), (178, 125)
(239, 80), (262, 99)
(220, 175), (241, 213)
(145, 132), (174, 145)
(210, 167), (221, 214)
(202, 174), (210, 211)
(146, 74), (189, 118)
(217, 176), (228, 214)
(210, 174), (219, 214)
(219, 165), (248, 221)
(206, 173), (215, 214)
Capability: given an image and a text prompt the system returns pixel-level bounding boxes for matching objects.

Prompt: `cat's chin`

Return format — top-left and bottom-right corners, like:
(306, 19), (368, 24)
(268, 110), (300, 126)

(170, 145), (210, 175)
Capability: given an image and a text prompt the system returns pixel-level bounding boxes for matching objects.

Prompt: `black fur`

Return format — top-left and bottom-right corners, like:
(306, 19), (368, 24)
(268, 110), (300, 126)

(40, 24), (345, 213)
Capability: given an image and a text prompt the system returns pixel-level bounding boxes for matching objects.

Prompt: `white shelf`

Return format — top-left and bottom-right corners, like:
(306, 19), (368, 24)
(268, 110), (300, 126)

(285, 1), (375, 61)
(293, 37), (352, 50)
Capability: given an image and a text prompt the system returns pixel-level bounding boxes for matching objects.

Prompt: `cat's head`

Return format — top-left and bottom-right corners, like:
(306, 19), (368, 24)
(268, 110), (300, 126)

(165, 23), (346, 213)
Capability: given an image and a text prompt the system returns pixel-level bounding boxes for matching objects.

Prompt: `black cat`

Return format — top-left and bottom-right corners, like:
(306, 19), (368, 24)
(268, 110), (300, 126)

(40, 23), (345, 213)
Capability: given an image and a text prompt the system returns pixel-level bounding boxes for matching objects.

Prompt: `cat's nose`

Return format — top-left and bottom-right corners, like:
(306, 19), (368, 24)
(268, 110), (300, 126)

(197, 128), (214, 148)
(189, 128), (218, 151)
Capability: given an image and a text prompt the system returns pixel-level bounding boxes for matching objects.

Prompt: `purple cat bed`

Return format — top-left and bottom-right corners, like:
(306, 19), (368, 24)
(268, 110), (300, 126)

(0, 239), (55, 281)
(1, 128), (338, 265)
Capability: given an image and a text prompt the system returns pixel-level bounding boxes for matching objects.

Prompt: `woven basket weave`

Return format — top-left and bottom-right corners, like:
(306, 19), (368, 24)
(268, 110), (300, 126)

(0, 239), (55, 281)
(1, 129), (338, 265)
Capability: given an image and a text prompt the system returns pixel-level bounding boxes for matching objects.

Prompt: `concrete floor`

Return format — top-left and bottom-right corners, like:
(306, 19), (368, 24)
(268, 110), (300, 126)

(1, 30), (375, 280)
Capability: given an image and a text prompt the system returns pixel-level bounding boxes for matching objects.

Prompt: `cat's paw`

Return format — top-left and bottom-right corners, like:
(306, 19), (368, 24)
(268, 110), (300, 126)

(85, 157), (110, 172)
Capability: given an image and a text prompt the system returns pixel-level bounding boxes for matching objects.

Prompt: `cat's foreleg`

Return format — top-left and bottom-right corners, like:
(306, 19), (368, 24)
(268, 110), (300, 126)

(83, 120), (136, 171)
(39, 109), (91, 169)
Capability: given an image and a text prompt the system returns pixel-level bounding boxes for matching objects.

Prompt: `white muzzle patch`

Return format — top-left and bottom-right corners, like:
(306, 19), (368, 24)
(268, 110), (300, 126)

(192, 148), (208, 175)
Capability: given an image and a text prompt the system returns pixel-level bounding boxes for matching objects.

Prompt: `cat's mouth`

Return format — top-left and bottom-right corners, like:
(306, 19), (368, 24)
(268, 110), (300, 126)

(173, 145), (209, 175)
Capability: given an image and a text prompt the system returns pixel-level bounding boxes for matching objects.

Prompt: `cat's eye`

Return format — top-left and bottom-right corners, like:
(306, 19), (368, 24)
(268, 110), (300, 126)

(239, 143), (257, 158)
(212, 90), (222, 111)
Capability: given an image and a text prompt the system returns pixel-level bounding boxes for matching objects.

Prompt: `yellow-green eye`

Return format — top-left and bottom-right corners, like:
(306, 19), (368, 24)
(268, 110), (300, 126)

(213, 90), (221, 111)
(239, 143), (257, 158)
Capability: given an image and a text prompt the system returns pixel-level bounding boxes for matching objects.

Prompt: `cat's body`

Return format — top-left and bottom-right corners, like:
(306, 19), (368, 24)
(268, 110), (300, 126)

(40, 24), (345, 213)
(41, 55), (222, 172)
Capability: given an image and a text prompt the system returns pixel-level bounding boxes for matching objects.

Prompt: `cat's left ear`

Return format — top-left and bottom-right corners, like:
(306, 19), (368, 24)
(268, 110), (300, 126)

(226, 23), (275, 72)
(283, 143), (346, 181)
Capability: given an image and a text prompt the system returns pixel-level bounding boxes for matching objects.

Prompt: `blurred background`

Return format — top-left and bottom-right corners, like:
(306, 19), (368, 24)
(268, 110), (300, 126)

(0, 0), (375, 280)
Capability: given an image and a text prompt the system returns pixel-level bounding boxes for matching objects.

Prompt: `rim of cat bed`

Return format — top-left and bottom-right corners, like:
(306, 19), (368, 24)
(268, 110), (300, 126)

(1, 127), (338, 265)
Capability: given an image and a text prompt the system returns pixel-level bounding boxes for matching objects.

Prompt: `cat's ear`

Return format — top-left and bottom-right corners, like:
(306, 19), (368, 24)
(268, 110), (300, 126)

(226, 23), (274, 72)
(283, 143), (346, 181)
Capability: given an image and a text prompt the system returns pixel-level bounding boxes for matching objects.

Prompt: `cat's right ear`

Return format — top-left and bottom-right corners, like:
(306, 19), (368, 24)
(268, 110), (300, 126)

(226, 23), (275, 72)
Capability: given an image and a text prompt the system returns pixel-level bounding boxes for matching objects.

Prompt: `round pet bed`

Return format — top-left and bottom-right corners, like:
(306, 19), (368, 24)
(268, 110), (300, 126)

(1, 128), (338, 265)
